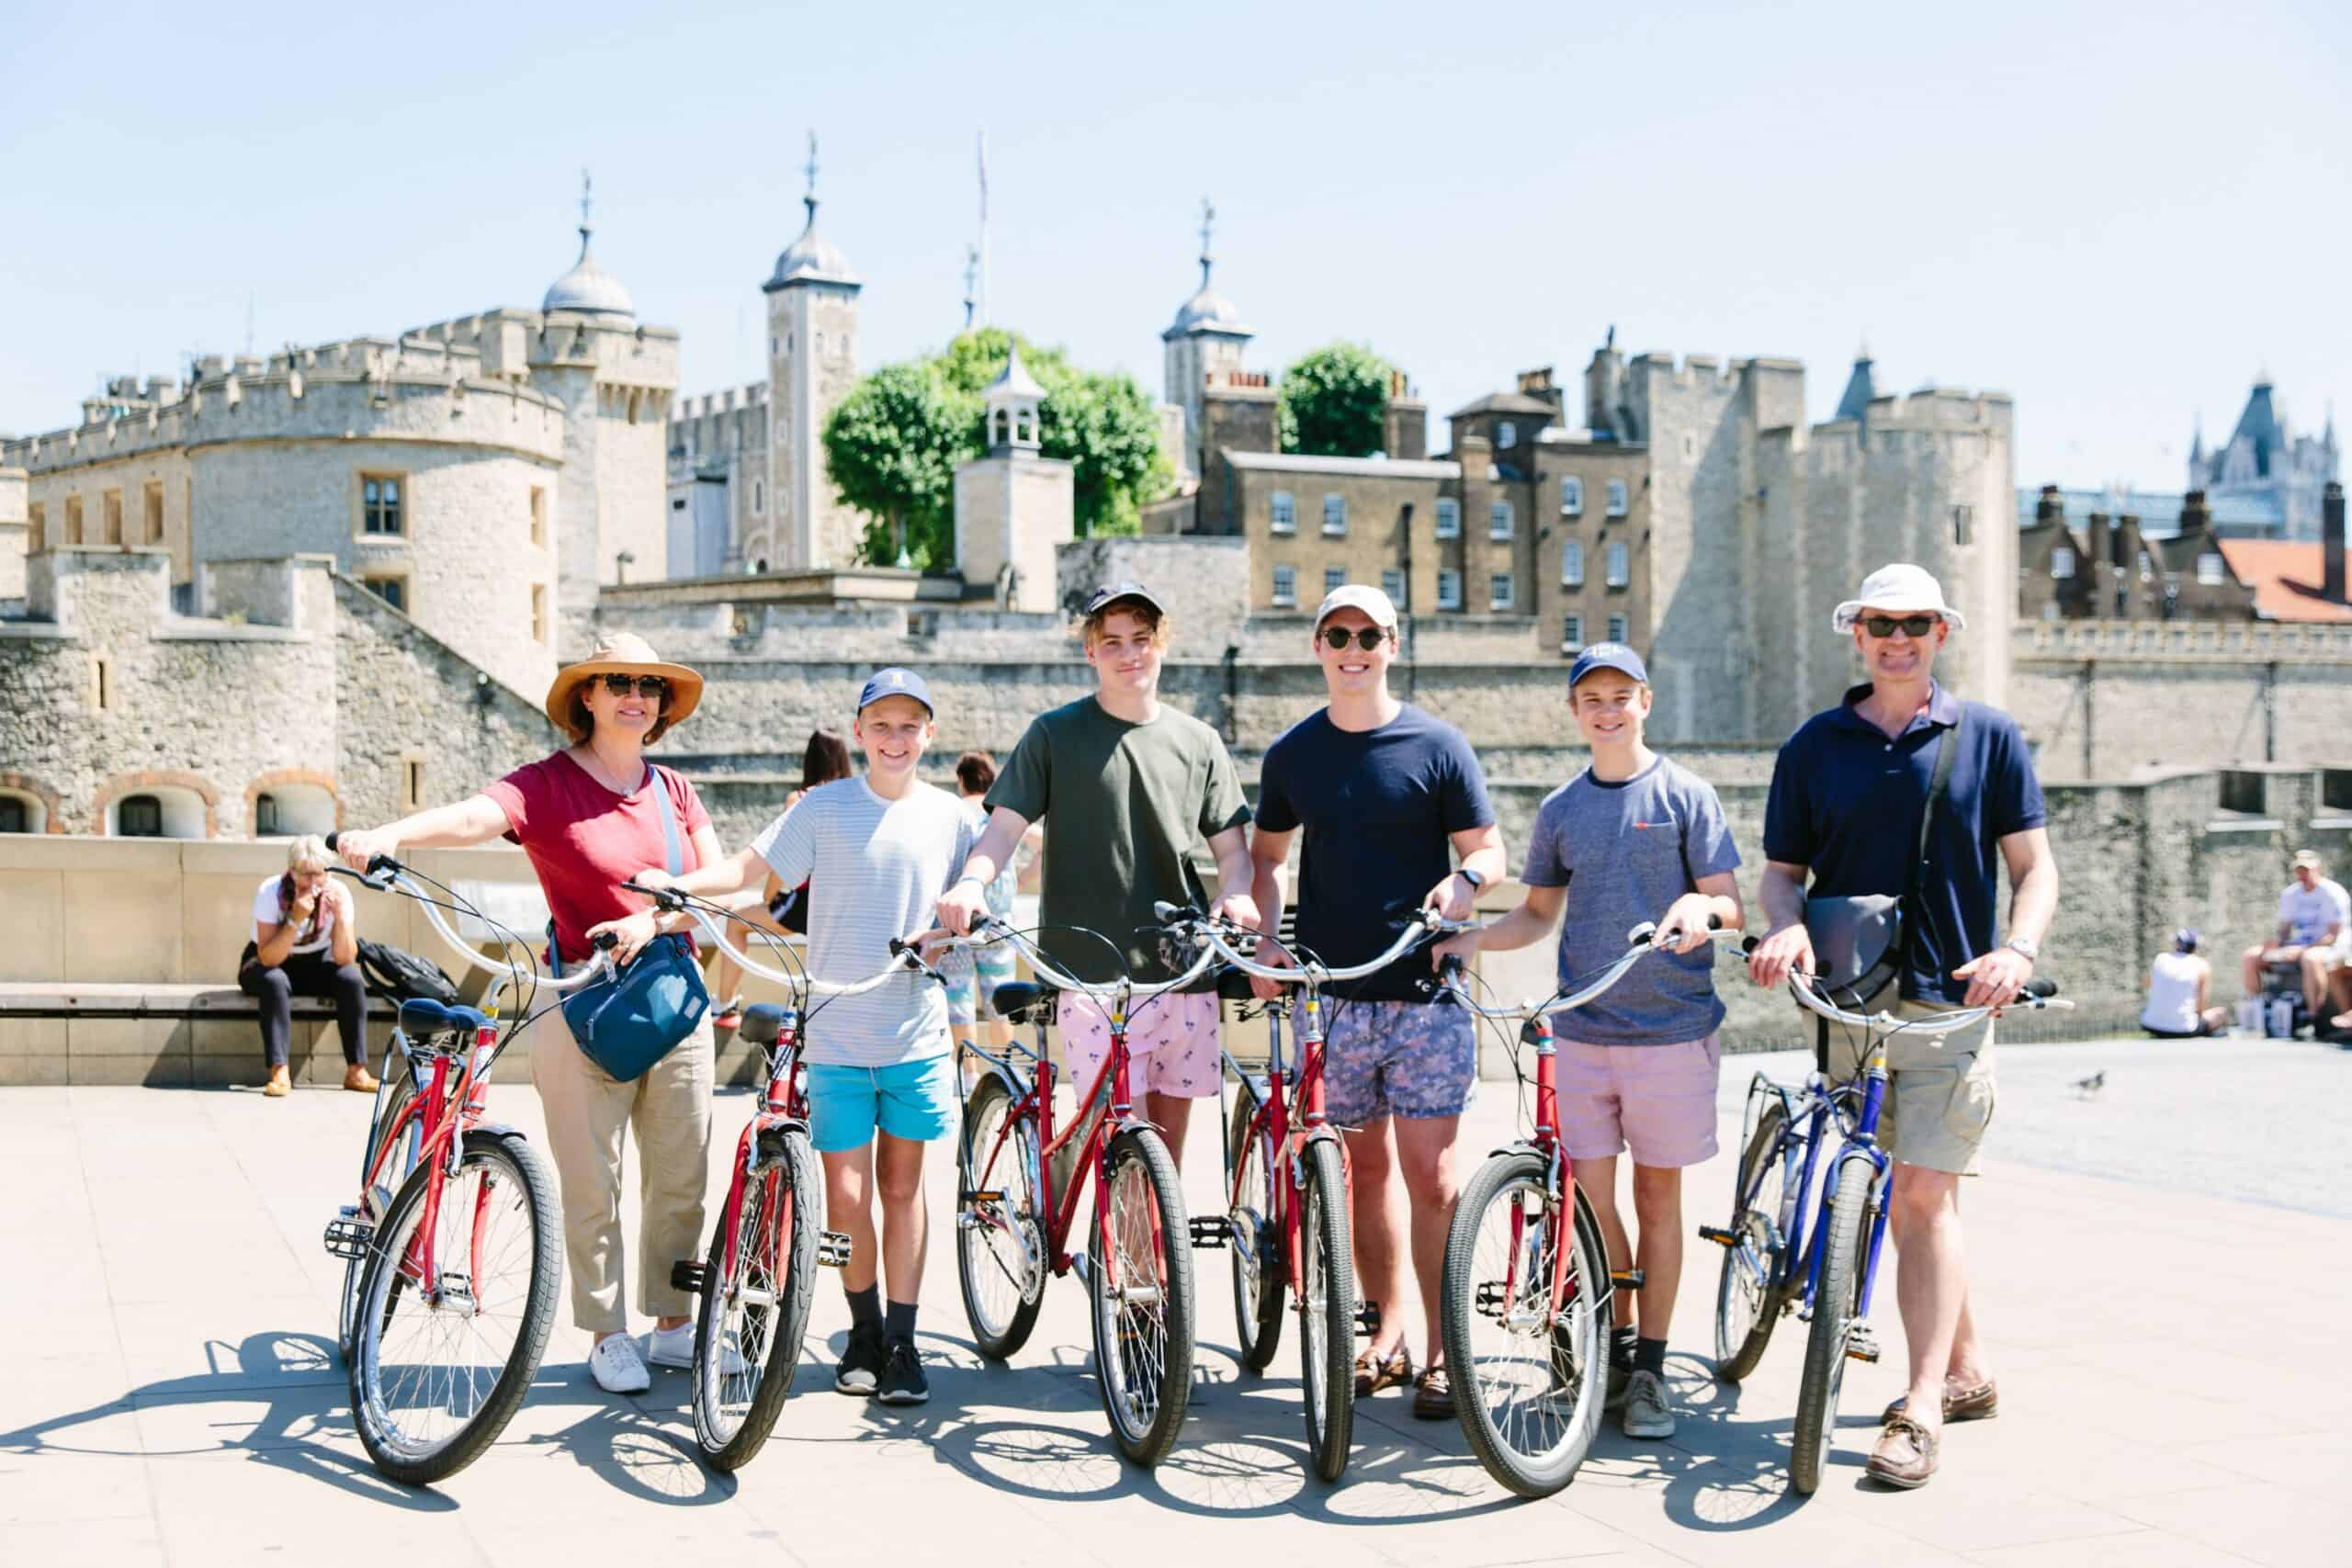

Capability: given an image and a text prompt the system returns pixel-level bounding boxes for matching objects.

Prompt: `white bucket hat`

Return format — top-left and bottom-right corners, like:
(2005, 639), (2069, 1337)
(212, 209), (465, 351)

(1832, 563), (1967, 634)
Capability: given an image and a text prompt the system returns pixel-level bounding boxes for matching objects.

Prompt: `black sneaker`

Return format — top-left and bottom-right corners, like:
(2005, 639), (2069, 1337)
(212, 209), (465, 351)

(876, 1336), (930, 1405)
(836, 1323), (887, 1395)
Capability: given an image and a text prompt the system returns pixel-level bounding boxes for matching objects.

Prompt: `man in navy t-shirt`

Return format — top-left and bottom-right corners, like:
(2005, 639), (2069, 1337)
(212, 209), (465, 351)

(1747, 563), (2058, 1492)
(1249, 585), (1505, 1421)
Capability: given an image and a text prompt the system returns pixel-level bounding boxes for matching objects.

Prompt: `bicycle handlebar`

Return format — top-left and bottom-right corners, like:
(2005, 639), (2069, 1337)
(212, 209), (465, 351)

(969, 913), (1216, 1001)
(617, 881), (929, 999)
(1786, 969), (2068, 1032)
(1155, 904), (1463, 985)
(326, 832), (614, 992)
(1439, 914), (1734, 1022)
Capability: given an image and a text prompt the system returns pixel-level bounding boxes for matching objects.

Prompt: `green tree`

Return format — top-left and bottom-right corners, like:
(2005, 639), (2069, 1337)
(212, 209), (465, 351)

(1278, 342), (1399, 458)
(824, 327), (1170, 568)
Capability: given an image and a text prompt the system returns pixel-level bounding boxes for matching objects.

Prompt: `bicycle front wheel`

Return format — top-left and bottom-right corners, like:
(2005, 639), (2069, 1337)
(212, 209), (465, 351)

(694, 1125), (820, 1472)
(348, 1130), (560, 1486)
(1226, 1089), (1284, 1371)
(1089, 1127), (1196, 1468)
(1442, 1150), (1609, 1499)
(957, 1074), (1046, 1360)
(1713, 1099), (1792, 1382)
(1791, 1155), (1875, 1495)
(1297, 1136), (1355, 1482)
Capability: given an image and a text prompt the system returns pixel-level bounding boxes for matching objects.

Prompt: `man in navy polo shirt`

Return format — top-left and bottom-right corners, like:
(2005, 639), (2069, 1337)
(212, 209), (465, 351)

(1747, 563), (2057, 1491)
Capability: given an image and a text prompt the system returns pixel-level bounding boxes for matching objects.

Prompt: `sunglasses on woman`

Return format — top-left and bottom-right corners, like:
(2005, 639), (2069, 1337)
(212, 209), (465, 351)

(600, 674), (671, 699)
(1319, 626), (1390, 652)
(1860, 615), (1939, 638)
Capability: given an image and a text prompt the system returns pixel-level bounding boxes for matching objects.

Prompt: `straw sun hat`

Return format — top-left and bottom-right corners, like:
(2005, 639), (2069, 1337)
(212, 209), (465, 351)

(544, 632), (705, 744)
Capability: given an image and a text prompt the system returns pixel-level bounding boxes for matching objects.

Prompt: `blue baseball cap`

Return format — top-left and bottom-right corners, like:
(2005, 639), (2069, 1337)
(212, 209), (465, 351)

(856, 667), (933, 715)
(1568, 641), (1648, 688)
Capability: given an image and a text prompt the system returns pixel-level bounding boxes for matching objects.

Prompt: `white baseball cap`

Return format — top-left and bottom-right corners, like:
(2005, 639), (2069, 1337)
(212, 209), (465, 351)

(1313, 583), (1399, 630)
(1832, 563), (1967, 634)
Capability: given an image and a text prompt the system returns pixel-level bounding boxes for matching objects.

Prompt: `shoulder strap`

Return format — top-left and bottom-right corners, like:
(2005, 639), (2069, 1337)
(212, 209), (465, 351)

(650, 763), (683, 877)
(1907, 709), (1964, 902)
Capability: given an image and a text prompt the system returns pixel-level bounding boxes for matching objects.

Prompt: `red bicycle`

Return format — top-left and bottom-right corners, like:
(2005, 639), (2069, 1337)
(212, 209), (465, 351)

(323, 838), (614, 1485)
(626, 882), (925, 1472)
(950, 918), (1215, 1468)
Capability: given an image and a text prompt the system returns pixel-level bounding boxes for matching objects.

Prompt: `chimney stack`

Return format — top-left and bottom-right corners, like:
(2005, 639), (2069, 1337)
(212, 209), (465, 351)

(2180, 488), (2211, 536)
(2035, 483), (2062, 523)
(2325, 480), (2346, 604)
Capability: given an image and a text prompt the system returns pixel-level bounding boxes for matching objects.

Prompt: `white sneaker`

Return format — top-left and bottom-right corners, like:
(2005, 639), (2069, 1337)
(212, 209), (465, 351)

(648, 1321), (750, 1375)
(589, 1332), (652, 1393)
(1621, 1369), (1675, 1438)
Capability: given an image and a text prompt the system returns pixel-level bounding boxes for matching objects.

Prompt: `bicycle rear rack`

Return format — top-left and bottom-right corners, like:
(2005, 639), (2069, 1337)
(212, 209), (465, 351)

(323, 1208), (374, 1263)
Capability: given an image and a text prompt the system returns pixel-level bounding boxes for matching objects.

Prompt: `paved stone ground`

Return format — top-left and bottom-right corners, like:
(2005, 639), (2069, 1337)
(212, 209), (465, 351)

(3, 1033), (2347, 1566)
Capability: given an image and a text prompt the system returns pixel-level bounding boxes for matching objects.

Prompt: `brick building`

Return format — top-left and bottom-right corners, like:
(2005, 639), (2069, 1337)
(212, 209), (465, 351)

(2017, 486), (2260, 623)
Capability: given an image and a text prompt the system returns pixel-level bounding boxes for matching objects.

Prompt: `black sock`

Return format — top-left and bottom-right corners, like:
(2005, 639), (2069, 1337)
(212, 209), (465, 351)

(885, 1299), (919, 1342)
(846, 1283), (882, 1330)
(1634, 1337), (1668, 1377)
(1611, 1325), (1639, 1367)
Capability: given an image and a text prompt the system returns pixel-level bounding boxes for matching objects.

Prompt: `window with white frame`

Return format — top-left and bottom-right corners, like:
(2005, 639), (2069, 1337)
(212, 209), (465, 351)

(1434, 498), (1461, 538)
(1606, 541), (1630, 587)
(1562, 613), (1584, 649)
(1489, 573), (1514, 611)
(1382, 568), (1406, 606)
(1608, 614), (1629, 642)
(1560, 475), (1583, 515)
(2051, 545), (2075, 580)
(1436, 570), (1463, 610)
(1322, 493), (1347, 536)
(1271, 566), (1296, 607)
(1270, 491), (1296, 534)
(2197, 551), (2225, 586)
(1561, 539), (1585, 587)
(1605, 479), (1629, 517)
(1489, 500), (1514, 540)
(1324, 564), (1347, 595)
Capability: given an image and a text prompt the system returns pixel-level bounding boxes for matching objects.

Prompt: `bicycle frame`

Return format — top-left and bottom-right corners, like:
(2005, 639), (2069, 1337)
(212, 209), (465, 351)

(1221, 988), (1343, 1311)
(967, 1001), (1140, 1283)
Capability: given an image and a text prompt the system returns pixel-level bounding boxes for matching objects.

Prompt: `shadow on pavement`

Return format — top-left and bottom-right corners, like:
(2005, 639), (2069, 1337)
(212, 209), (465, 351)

(1607, 1356), (1886, 1529)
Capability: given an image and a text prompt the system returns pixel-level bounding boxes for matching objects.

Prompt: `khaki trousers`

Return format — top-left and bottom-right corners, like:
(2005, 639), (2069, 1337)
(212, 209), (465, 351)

(530, 1009), (714, 1334)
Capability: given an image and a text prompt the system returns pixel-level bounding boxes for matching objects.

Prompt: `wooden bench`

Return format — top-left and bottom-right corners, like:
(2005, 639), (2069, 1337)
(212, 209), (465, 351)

(0, 982), (401, 1089)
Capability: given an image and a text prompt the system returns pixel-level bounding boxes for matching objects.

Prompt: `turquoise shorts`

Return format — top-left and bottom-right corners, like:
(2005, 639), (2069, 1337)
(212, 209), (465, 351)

(806, 1055), (958, 1153)
(944, 946), (1020, 1027)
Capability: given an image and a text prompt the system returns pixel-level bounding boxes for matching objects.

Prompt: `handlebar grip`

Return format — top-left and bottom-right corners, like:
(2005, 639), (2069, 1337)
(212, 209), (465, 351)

(2021, 976), (2058, 999)
(1151, 899), (1197, 924)
(324, 830), (341, 852)
(620, 880), (684, 911)
(1707, 913), (1724, 931)
(1741, 935), (1761, 954)
(591, 931), (619, 952)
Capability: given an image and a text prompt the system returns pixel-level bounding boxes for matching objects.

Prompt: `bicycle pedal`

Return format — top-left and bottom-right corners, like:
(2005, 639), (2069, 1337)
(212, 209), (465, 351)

(1611, 1269), (1645, 1292)
(1354, 1300), (1382, 1338)
(671, 1258), (710, 1294)
(1846, 1325), (1881, 1364)
(816, 1231), (854, 1269)
(961, 1189), (1003, 1206)
(1189, 1215), (1230, 1250)
(322, 1211), (374, 1263)
(1696, 1225), (1741, 1247)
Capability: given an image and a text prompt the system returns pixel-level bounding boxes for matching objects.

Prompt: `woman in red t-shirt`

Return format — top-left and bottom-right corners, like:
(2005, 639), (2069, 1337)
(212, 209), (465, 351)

(337, 632), (724, 1396)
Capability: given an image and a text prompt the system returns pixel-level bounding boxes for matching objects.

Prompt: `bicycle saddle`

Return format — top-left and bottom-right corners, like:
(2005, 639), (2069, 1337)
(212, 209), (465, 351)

(398, 998), (490, 1038)
(737, 1003), (786, 1048)
(989, 980), (1057, 1021)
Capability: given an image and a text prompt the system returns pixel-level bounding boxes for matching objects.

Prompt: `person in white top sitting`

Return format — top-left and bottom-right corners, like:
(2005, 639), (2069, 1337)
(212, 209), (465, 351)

(2141, 929), (2227, 1039)
(2239, 850), (2351, 1028)
(238, 834), (377, 1098)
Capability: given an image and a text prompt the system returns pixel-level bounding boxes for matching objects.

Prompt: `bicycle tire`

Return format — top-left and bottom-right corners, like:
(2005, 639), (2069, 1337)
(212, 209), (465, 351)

(1713, 1099), (1792, 1382)
(1226, 1090), (1284, 1372)
(956, 1074), (1046, 1360)
(1442, 1149), (1610, 1499)
(1297, 1136), (1356, 1482)
(348, 1129), (560, 1486)
(339, 1070), (422, 1366)
(1791, 1155), (1874, 1495)
(694, 1125), (820, 1472)
(1088, 1126), (1196, 1468)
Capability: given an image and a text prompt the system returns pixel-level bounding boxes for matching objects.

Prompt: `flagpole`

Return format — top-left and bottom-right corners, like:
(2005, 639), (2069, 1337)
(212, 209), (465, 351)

(976, 127), (989, 329)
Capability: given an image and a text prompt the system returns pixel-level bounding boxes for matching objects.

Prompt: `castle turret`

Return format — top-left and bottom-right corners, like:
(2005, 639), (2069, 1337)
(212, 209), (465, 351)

(1161, 198), (1254, 482)
(956, 346), (1071, 614)
(763, 133), (865, 570)
(541, 175), (636, 320)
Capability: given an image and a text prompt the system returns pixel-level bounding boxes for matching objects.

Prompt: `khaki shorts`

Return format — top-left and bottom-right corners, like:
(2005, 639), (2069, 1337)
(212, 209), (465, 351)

(1826, 999), (1996, 1176)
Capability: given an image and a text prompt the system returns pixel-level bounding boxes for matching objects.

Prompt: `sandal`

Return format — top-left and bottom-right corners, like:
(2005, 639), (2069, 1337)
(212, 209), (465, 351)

(1353, 1345), (1412, 1397)
(1411, 1365), (1454, 1421)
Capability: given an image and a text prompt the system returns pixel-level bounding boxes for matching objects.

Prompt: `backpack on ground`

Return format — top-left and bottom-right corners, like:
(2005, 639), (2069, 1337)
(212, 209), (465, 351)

(357, 938), (461, 1008)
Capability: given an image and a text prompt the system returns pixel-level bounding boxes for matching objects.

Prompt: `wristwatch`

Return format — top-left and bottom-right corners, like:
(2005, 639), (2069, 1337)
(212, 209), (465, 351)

(2003, 935), (2040, 963)
(1454, 867), (1485, 890)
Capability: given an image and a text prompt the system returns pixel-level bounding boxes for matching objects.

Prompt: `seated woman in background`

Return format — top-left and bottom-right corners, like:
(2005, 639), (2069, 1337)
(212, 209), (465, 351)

(240, 834), (378, 1098)
(2141, 928), (2229, 1039)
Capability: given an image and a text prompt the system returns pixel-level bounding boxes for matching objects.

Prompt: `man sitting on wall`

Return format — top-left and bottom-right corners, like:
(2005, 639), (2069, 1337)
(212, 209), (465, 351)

(2240, 850), (2350, 1031)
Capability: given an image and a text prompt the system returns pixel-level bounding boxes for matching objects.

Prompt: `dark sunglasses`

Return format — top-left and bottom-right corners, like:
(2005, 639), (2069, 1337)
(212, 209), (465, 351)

(1319, 626), (1389, 652)
(599, 673), (671, 699)
(1860, 614), (1939, 638)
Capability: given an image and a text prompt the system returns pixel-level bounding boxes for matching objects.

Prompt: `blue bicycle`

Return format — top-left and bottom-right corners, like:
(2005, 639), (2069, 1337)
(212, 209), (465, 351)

(1701, 966), (2066, 1494)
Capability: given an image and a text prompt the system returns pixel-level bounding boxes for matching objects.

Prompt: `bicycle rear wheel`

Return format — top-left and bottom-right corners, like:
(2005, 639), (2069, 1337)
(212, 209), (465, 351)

(1226, 1089), (1284, 1371)
(1442, 1150), (1609, 1499)
(1089, 1127), (1196, 1468)
(1713, 1100), (1792, 1382)
(694, 1125), (820, 1472)
(1791, 1155), (1875, 1495)
(956, 1074), (1045, 1359)
(348, 1129), (560, 1486)
(1297, 1136), (1355, 1482)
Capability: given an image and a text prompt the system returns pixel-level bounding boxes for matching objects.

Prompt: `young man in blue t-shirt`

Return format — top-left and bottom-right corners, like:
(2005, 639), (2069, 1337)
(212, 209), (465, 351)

(1435, 642), (1743, 1441)
(1249, 585), (1506, 1421)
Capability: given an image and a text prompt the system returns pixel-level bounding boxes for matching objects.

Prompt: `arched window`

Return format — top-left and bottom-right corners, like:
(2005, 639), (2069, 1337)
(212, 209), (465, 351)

(993, 410), (1011, 446)
(0, 797), (27, 833)
(119, 795), (164, 837)
(254, 794), (281, 836)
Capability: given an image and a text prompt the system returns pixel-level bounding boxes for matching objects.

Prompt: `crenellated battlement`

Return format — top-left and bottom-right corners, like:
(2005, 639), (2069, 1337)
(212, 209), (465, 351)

(670, 384), (768, 424)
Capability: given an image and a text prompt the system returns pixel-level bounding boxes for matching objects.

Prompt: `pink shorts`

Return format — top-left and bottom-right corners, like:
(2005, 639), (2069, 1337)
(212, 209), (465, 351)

(1556, 1034), (1722, 1168)
(1057, 989), (1223, 1101)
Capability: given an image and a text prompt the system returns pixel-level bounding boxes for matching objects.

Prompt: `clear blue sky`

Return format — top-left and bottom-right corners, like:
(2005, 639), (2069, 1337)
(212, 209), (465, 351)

(6, 0), (2346, 492)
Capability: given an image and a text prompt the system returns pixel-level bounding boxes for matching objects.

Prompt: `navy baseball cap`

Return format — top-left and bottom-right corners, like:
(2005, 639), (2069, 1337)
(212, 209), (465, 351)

(857, 667), (934, 715)
(1568, 641), (1648, 688)
(1080, 581), (1168, 620)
